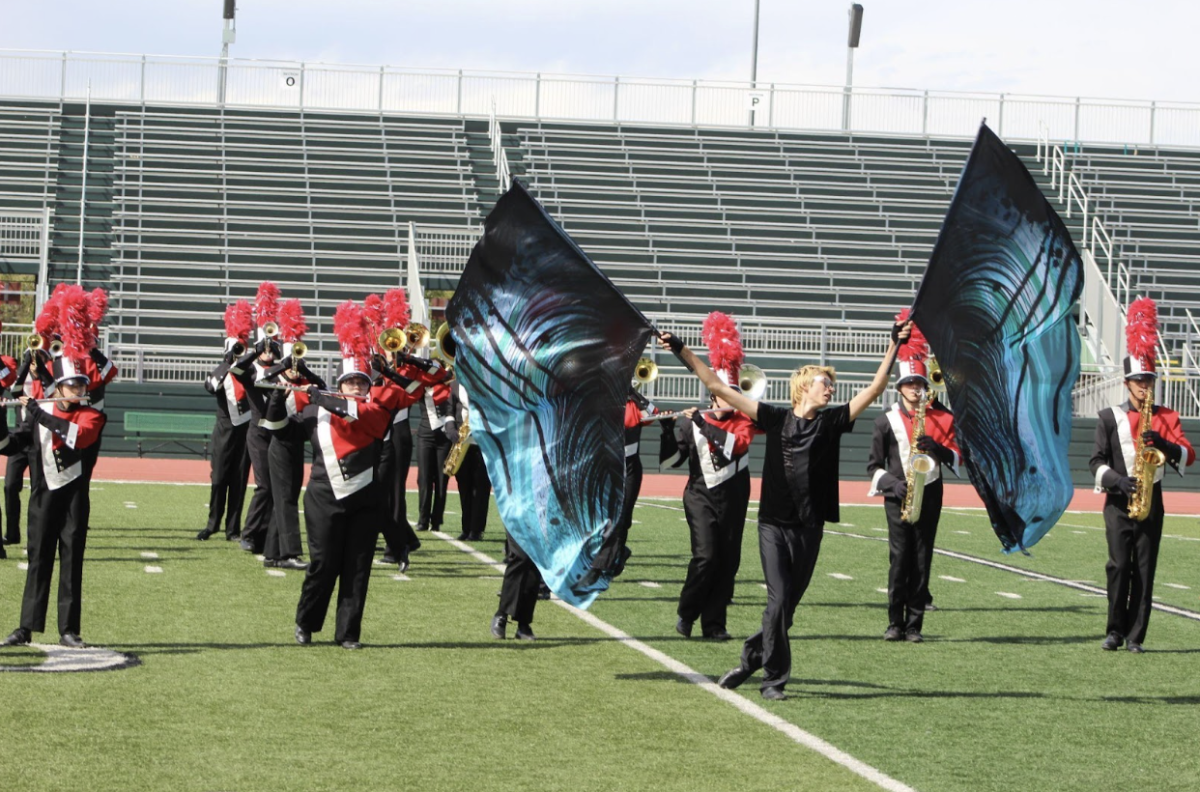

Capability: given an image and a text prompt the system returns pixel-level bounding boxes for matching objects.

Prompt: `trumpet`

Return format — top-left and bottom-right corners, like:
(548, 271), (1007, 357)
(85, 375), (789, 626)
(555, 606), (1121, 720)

(929, 357), (946, 392)
(434, 323), (457, 363)
(634, 358), (658, 387)
(0, 395), (91, 408)
(254, 381), (369, 401)
(262, 321), (279, 339)
(48, 338), (64, 355)
(738, 364), (768, 400)
(403, 322), (430, 352)
(26, 334), (44, 351)
(379, 327), (406, 354)
(289, 340), (307, 374)
(230, 340), (247, 357)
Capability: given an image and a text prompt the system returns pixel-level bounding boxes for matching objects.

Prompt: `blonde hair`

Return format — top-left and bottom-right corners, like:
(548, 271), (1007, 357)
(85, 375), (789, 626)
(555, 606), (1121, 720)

(790, 365), (836, 406)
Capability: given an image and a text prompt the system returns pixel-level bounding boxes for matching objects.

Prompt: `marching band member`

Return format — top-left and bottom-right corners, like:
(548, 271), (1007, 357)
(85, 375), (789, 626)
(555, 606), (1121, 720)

(372, 346), (431, 568)
(1091, 298), (1194, 653)
(451, 380), (490, 542)
(415, 353), (456, 533)
(78, 288), (117, 480)
(867, 313), (958, 643)
(197, 301), (253, 541)
(671, 313), (762, 641)
(229, 282), (282, 554)
(285, 302), (392, 649)
(660, 318), (908, 700)
(0, 292), (107, 648)
(491, 531), (540, 641)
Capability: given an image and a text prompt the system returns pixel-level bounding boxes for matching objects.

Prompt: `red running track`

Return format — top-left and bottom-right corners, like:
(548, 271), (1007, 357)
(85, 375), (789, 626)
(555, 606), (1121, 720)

(88, 456), (1200, 516)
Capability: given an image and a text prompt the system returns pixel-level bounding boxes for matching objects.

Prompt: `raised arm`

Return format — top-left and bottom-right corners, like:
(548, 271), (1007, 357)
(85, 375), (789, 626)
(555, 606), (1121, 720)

(659, 331), (759, 423)
(847, 320), (909, 421)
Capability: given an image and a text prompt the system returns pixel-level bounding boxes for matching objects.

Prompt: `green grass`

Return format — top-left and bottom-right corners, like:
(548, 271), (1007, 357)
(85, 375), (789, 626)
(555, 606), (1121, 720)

(1, 483), (1199, 791)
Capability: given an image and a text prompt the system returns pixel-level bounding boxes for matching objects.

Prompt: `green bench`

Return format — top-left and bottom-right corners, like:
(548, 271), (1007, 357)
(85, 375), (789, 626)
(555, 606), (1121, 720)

(124, 411), (214, 459)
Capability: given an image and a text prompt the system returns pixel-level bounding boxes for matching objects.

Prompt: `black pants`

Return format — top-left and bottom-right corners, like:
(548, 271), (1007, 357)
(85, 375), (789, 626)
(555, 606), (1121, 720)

(497, 532), (541, 626)
(884, 482), (942, 633)
(205, 421), (250, 538)
(738, 520), (824, 692)
(265, 427), (305, 560)
(1104, 490), (1164, 644)
(377, 428), (419, 555)
(21, 477), (91, 636)
(391, 420), (415, 533)
(454, 445), (491, 537)
(4, 449), (28, 544)
(677, 471), (750, 635)
(296, 483), (381, 644)
(416, 424), (451, 529)
(591, 455), (643, 573)
(241, 425), (273, 549)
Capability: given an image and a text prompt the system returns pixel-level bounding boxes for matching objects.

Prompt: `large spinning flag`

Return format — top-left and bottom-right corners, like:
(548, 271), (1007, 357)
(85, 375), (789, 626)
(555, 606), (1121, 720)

(912, 123), (1083, 553)
(445, 181), (653, 607)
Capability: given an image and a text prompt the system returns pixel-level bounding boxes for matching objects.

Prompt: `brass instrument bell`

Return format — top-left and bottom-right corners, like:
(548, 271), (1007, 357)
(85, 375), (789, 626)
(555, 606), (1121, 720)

(403, 322), (430, 351)
(928, 357), (946, 391)
(738, 363), (768, 400)
(633, 357), (658, 387)
(48, 338), (64, 355)
(434, 322), (457, 363)
(379, 327), (406, 353)
(262, 321), (279, 338)
(26, 334), (44, 351)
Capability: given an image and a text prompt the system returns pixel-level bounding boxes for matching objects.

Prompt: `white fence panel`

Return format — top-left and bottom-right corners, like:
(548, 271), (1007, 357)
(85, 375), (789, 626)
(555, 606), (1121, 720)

(0, 52), (62, 98)
(380, 71), (460, 115)
(461, 75), (538, 117)
(1077, 101), (1153, 145)
(303, 66), (382, 112)
(537, 78), (617, 122)
(63, 56), (141, 102)
(143, 59), (219, 105)
(770, 87), (842, 132)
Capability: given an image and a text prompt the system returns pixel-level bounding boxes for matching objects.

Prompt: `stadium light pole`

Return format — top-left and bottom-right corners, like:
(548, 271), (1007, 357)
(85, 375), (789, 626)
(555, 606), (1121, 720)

(218, 0), (237, 105)
(842, 4), (863, 132)
(748, 0), (760, 128)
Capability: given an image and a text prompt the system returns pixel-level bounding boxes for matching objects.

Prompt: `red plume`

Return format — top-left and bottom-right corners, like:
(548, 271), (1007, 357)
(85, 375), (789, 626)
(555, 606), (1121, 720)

(363, 294), (384, 339)
(895, 308), (928, 363)
(58, 284), (97, 359)
(35, 283), (69, 337)
(224, 300), (253, 341)
(1126, 297), (1159, 361)
(333, 301), (370, 359)
(255, 281), (280, 327)
(383, 288), (410, 329)
(87, 288), (109, 327)
(276, 299), (308, 343)
(702, 311), (744, 379)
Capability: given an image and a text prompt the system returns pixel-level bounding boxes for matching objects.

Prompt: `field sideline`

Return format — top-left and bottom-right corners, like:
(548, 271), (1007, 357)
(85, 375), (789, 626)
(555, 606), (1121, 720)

(1, 482), (1199, 791)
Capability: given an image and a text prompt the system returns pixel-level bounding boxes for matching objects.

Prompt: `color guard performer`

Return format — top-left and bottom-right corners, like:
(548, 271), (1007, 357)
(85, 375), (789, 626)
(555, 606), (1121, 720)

(660, 318), (908, 700)
(0, 295), (107, 648)
(0, 346), (18, 558)
(867, 314), (959, 643)
(197, 301), (254, 541)
(450, 380), (490, 542)
(1090, 298), (1194, 653)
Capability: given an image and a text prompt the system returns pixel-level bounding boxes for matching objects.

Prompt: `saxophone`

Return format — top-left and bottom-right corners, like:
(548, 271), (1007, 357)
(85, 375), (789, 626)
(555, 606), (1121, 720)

(443, 415), (473, 476)
(1128, 392), (1166, 521)
(900, 389), (937, 523)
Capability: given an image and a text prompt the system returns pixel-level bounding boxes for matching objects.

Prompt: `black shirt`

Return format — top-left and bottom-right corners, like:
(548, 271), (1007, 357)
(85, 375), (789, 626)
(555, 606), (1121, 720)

(756, 402), (854, 528)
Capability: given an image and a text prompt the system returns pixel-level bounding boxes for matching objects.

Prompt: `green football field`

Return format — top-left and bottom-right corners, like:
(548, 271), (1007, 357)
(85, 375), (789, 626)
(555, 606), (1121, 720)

(1, 482), (1199, 791)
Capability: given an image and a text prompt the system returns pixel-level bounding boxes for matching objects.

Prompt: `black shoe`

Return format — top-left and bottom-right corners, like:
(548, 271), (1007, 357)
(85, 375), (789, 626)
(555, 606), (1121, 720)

(675, 618), (693, 638)
(415, 524), (429, 532)
(1101, 632), (1123, 651)
(431, 524), (443, 533)
(456, 532), (470, 541)
(761, 687), (787, 701)
(703, 629), (732, 641)
(397, 544), (410, 573)
(240, 539), (255, 552)
(196, 527), (218, 541)
(295, 626), (312, 645)
(1127, 642), (1145, 654)
(905, 630), (924, 643)
(884, 626), (904, 641)
(467, 532), (482, 541)
(340, 640), (363, 650)
(277, 557), (309, 571)
(491, 614), (507, 639)
(717, 665), (751, 690)
(2, 628), (31, 647)
(263, 558), (280, 568)
(60, 632), (86, 648)
(2, 535), (18, 545)
(515, 624), (536, 641)
(537, 584), (551, 601)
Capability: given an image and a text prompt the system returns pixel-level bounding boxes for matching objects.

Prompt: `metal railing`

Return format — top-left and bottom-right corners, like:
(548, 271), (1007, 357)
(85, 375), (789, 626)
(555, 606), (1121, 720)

(488, 102), (511, 192)
(4, 49), (1200, 146)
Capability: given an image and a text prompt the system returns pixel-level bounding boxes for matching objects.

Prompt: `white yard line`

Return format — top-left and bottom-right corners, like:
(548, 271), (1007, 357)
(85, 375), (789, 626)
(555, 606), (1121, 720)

(433, 532), (915, 792)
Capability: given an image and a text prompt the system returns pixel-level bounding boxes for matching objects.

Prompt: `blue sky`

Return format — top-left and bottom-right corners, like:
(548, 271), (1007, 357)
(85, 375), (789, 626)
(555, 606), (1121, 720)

(3, 1), (1196, 103)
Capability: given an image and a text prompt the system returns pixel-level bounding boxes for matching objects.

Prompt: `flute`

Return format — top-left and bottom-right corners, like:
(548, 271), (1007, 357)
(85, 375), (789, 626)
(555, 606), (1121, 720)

(642, 407), (728, 422)
(254, 381), (369, 401)
(0, 396), (91, 408)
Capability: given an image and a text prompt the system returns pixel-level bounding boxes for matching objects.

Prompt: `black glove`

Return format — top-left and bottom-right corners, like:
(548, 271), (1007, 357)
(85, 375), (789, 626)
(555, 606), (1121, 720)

(1143, 431), (1182, 464)
(22, 398), (41, 417)
(660, 332), (684, 355)
(916, 435), (955, 465)
(306, 384), (322, 401)
(443, 420), (459, 443)
(1114, 476), (1136, 496)
(877, 473), (906, 501)
(690, 410), (707, 428)
(891, 321), (906, 344)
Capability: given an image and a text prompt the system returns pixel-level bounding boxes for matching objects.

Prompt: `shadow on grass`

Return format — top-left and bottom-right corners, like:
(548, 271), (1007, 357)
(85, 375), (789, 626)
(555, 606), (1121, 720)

(120, 637), (615, 655)
(1101, 694), (1200, 704)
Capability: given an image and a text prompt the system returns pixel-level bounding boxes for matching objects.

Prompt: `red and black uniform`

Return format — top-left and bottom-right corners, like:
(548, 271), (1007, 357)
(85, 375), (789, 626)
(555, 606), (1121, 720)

(200, 352), (253, 539)
(867, 401), (960, 636)
(590, 390), (663, 577)
(230, 346), (280, 552)
(259, 355), (324, 564)
(671, 409), (761, 637)
(1090, 400), (1194, 646)
(278, 386), (392, 643)
(372, 364), (427, 558)
(0, 398), (105, 638)
(385, 355), (446, 542)
(451, 382), (490, 541)
(4, 352), (53, 548)
(415, 360), (455, 531)
(78, 348), (118, 479)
